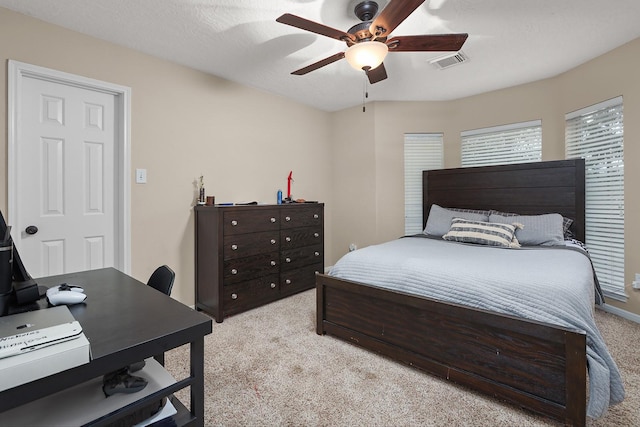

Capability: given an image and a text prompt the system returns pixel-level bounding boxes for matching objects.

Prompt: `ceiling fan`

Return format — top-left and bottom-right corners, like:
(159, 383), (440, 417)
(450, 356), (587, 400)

(276, 0), (469, 84)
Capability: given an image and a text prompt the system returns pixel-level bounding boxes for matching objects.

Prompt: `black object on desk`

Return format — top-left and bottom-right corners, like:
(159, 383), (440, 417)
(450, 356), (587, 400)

(0, 267), (212, 427)
(0, 210), (41, 315)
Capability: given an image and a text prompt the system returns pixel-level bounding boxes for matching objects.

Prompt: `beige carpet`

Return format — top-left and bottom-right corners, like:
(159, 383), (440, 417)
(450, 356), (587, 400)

(165, 290), (640, 426)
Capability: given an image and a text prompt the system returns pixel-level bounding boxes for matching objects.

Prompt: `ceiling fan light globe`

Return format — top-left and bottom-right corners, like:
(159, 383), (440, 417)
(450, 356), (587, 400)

(345, 41), (388, 71)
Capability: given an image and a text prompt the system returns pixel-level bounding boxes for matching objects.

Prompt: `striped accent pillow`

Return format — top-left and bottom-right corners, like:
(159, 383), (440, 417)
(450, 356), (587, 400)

(442, 218), (521, 248)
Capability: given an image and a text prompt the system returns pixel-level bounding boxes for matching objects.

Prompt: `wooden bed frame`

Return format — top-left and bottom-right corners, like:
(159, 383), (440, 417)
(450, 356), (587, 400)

(317, 159), (588, 426)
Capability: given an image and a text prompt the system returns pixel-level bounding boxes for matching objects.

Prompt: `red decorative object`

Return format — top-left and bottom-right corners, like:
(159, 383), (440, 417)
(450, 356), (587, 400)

(287, 171), (293, 199)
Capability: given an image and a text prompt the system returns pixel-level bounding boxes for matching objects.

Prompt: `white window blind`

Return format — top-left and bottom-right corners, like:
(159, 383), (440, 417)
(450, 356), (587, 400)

(404, 133), (443, 235)
(565, 97), (625, 301)
(461, 120), (542, 167)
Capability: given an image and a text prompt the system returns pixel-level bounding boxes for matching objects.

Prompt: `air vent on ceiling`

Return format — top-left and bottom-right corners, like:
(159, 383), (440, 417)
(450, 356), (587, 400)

(430, 51), (468, 70)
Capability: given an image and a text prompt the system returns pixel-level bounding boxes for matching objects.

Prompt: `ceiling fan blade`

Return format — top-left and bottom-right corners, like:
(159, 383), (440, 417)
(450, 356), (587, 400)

(369, 0), (426, 38)
(366, 63), (388, 84)
(387, 34), (468, 52)
(277, 13), (356, 43)
(291, 52), (346, 75)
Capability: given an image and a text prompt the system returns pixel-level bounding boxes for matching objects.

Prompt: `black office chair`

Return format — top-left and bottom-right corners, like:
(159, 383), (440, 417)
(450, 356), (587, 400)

(147, 265), (175, 296)
(102, 265), (176, 397)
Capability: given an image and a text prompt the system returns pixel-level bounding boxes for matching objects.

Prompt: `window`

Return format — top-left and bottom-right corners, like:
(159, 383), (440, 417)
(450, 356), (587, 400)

(566, 97), (625, 301)
(461, 120), (542, 167)
(404, 133), (443, 235)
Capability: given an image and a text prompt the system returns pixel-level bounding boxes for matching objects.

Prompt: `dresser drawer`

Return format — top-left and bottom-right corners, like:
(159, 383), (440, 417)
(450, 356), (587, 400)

(280, 227), (322, 250)
(223, 274), (280, 315)
(281, 244), (323, 271)
(223, 230), (279, 260)
(223, 252), (279, 284)
(280, 207), (322, 229)
(224, 209), (279, 235)
(281, 263), (322, 295)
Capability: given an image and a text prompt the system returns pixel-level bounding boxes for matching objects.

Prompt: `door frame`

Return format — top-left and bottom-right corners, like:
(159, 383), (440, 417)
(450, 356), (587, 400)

(7, 60), (132, 274)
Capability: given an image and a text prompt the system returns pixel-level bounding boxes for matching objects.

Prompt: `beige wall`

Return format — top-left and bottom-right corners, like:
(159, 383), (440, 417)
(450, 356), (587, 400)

(0, 8), (333, 304)
(328, 104), (376, 255)
(331, 38), (640, 315)
(2, 7), (639, 316)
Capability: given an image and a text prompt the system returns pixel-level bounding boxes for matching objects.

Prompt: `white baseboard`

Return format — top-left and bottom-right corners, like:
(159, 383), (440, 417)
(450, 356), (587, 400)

(597, 303), (640, 324)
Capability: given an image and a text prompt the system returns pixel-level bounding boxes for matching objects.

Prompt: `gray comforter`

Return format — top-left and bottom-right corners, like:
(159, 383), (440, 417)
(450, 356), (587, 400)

(329, 236), (624, 419)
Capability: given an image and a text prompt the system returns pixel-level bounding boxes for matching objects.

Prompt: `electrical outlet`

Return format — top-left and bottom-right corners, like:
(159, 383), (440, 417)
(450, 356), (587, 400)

(633, 273), (640, 289)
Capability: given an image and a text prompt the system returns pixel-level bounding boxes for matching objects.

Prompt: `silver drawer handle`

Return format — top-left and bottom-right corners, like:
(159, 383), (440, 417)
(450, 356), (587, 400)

(231, 293), (238, 300)
(285, 216), (291, 222)
(314, 251), (320, 257)
(270, 217), (276, 223)
(270, 239), (276, 244)
(313, 214), (319, 219)
(231, 244), (238, 251)
(270, 260), (276, 266)
(285, 257), (291, 263)
(285, 237), (291, 242)
(231, 220), (238, 226)
(231, 269), (238, 275)
(285, 279), (291, 285)
(314, 233), (319, 238)
(270, 283), (276, 289)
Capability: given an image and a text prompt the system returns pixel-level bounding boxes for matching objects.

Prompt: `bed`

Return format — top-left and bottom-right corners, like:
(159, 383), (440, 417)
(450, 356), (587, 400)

(316, 159), (624, 426)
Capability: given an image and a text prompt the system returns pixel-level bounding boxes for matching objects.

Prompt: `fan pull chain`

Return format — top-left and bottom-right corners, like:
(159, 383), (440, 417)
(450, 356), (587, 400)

(362, 74), (369, 112)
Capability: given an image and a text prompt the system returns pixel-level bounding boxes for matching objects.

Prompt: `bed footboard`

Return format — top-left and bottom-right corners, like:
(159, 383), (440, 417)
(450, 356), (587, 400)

(316, 274), (587, 426)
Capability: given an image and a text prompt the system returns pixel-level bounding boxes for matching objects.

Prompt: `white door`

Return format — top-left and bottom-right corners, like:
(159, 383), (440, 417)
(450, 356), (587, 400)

(8, 61), (131, 277)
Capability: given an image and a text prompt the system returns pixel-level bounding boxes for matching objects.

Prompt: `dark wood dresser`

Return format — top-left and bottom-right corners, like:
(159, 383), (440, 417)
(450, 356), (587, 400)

(195, 203), (324, 322)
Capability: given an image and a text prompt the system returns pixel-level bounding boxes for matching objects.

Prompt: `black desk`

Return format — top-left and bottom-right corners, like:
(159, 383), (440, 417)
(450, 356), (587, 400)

(0, 268), (212, 426)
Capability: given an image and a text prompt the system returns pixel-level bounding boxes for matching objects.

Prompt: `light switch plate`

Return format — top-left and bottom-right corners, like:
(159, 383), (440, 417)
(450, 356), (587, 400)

(135, 168), (147, 184)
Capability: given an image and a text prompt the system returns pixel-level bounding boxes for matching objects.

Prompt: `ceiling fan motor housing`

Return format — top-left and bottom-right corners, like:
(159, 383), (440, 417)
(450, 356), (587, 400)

(348, 21), (374, 42)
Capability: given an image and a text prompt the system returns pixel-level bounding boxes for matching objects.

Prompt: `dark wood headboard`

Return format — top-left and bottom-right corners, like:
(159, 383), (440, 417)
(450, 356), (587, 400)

(423, 159), (586, 242)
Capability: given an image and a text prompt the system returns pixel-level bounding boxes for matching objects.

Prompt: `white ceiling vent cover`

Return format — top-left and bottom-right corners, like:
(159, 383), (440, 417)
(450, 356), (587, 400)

(430, 51), (468, 70)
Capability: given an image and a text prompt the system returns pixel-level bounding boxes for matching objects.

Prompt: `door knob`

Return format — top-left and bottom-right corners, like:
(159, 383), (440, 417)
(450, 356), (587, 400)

(25, 225), (38, 235)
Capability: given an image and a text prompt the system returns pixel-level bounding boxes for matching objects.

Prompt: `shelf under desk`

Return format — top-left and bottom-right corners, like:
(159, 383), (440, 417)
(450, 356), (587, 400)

(0, 267), (212, 426)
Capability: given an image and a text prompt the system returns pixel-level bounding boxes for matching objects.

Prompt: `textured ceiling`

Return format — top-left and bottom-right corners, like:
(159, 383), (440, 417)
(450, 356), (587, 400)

(2, 0), (640, 112)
